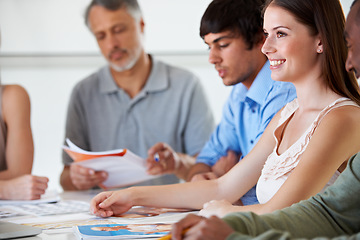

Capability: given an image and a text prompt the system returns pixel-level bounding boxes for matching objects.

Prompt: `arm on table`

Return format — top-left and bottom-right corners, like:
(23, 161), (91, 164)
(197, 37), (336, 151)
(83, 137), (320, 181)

(0, 85), (48, 200)
(90, 118), (274, 218)
(200, 106), (360, 217)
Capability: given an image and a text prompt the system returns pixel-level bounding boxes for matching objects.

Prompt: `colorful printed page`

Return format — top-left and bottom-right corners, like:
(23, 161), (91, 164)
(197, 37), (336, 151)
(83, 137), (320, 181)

(116, 206), (192, 218)
(110, 206), (198, 226)
(73, 223), (171, 239)
(63, 139), (156, 189)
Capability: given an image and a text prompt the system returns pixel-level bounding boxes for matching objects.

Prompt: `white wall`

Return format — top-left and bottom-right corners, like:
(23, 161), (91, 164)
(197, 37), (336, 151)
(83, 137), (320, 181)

(0, 0), (354, 191)
(0, 0), (212, 54)
(0, 0), (229, 191)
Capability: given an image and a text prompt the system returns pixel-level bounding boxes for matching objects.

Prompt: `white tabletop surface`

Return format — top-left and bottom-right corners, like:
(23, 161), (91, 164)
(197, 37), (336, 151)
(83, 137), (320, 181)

(1, 189), (192, 240)
(1, 190), (101, 240)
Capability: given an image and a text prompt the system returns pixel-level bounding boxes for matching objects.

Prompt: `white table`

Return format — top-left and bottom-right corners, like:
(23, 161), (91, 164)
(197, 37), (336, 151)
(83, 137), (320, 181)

(3, 189), (100, 240)
(2, 189), (191, 240)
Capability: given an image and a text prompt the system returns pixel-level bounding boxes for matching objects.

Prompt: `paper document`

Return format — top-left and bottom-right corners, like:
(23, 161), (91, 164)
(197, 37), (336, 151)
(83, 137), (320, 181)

(10, 206), (197, 232)
(0, 189), (60, 206)
(73, 223), (171, 239)
(63, 139), (156, 189)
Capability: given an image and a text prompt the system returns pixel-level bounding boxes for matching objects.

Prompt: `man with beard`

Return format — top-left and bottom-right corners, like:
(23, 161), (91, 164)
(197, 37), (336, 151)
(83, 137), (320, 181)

(60, 0), (214, 190)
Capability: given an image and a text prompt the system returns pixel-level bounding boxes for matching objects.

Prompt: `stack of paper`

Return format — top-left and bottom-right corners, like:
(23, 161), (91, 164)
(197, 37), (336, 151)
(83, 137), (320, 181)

(63, 139), (156, 189)
(72, 207), (197, 239)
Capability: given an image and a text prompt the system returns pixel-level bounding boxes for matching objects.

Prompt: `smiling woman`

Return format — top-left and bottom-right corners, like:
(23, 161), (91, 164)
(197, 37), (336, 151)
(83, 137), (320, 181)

(88, 0), (360, 224)
(254, 0), (360, 206)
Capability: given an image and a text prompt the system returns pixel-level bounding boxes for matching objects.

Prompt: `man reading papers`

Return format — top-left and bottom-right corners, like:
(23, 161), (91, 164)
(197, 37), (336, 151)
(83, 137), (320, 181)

(60, 0), (214, 190)
(63, 139), (155, 189)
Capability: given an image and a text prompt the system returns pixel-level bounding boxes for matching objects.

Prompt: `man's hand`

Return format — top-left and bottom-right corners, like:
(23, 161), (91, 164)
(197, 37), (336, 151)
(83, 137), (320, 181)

(0, 175), (48, 200)
(190, 150), (240, 182)
(146, 142), (196, 180)
(171, 214), (234, 240)
(69, 164), (108, 190)
(146, 142), (177, 175)
(190, 172), (218, 181)
(212, 150), (239, 176)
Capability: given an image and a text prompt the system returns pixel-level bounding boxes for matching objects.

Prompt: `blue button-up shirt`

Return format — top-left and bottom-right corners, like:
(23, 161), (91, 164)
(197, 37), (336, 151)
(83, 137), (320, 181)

(196, 61), (297, 205)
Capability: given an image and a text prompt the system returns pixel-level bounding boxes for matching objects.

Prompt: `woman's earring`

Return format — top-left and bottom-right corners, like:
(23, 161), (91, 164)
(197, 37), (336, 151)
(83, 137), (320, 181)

(317, 49), (323, 53)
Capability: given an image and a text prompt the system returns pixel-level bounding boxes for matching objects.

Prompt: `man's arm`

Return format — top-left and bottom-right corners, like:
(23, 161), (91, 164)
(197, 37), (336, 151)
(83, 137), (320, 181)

(227, 230), (360, 240)
(181, 77), (215, 158)
(186, 163), (213, 181)
(188, 87), (244, 182)
(222, 153), (360, 238)
(60, 166), (76, 191)
(187, 150), (240, 181)
(60, 84), (107, 190)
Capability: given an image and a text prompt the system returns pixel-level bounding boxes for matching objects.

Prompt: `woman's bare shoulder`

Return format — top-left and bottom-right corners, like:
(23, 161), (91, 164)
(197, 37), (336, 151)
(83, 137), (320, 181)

(326, 104), (360, 122)
(2, 84), (31, 122)
(2, 84), (29, 100)
(319, 105), (360, 137)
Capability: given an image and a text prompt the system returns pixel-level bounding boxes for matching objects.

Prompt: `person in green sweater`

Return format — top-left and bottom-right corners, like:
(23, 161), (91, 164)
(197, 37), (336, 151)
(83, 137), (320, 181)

(173, 152), (360, 240)
(170, 0), (360, 239)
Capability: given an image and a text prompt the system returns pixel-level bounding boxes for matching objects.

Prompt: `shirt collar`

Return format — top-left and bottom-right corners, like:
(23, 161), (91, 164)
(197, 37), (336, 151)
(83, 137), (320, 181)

(142, 56), (169, 93)
(243, 61), (273, 105)
(99, 55), (169, 94)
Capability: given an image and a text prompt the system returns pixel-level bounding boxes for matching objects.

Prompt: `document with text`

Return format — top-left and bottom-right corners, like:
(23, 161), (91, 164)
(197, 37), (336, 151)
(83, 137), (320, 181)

(63, 139), (156, 189)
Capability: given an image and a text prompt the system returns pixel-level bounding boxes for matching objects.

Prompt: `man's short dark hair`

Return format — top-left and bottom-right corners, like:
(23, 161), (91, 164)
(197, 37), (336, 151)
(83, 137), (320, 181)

(351, 0), (359, 8)
(200, 0), (265, 50)
(351, 0), (360, 25)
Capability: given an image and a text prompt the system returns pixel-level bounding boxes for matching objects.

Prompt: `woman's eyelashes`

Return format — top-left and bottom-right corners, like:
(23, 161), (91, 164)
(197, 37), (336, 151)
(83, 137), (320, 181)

(276, 31), (287, 38)
(263, 31), (287, 39)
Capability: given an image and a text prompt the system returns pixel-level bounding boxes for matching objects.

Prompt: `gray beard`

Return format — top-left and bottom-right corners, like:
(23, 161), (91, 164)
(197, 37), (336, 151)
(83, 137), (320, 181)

(109, 57), (137, 72)
(109, 47), (142, 73)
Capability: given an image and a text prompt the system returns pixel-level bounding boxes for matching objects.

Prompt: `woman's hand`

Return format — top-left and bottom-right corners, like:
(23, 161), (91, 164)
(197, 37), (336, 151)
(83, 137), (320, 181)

(90, 189), (133, 217)
(199, 199), (235, 218)
(0, 175), (48, 200)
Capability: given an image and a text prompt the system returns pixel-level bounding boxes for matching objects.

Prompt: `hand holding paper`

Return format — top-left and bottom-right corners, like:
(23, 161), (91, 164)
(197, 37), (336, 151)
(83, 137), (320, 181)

(69, 164), (108, 190)
(63, 139), (155, 189)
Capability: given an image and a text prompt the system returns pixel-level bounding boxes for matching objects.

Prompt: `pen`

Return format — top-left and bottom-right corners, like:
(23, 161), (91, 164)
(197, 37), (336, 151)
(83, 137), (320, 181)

(154, 153), (160, 162)
(157, 228), (189, 240)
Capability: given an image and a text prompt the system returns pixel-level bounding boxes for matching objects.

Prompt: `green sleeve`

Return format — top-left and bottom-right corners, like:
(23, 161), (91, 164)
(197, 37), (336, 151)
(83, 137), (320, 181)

(226, 230), (360, 240)
(223, 153), (360, 239)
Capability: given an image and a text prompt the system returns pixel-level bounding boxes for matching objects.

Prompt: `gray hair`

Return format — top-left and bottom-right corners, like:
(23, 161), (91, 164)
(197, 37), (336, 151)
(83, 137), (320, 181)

(84, 0), (142, 27)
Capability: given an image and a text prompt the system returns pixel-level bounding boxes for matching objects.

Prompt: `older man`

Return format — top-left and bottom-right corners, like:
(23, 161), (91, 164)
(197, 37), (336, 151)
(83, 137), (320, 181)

(60, 0), (214, 190)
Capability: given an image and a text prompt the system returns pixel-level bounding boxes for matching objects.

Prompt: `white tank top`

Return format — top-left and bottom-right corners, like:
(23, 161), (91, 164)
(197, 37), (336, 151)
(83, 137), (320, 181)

(256, 97), (358, 204)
